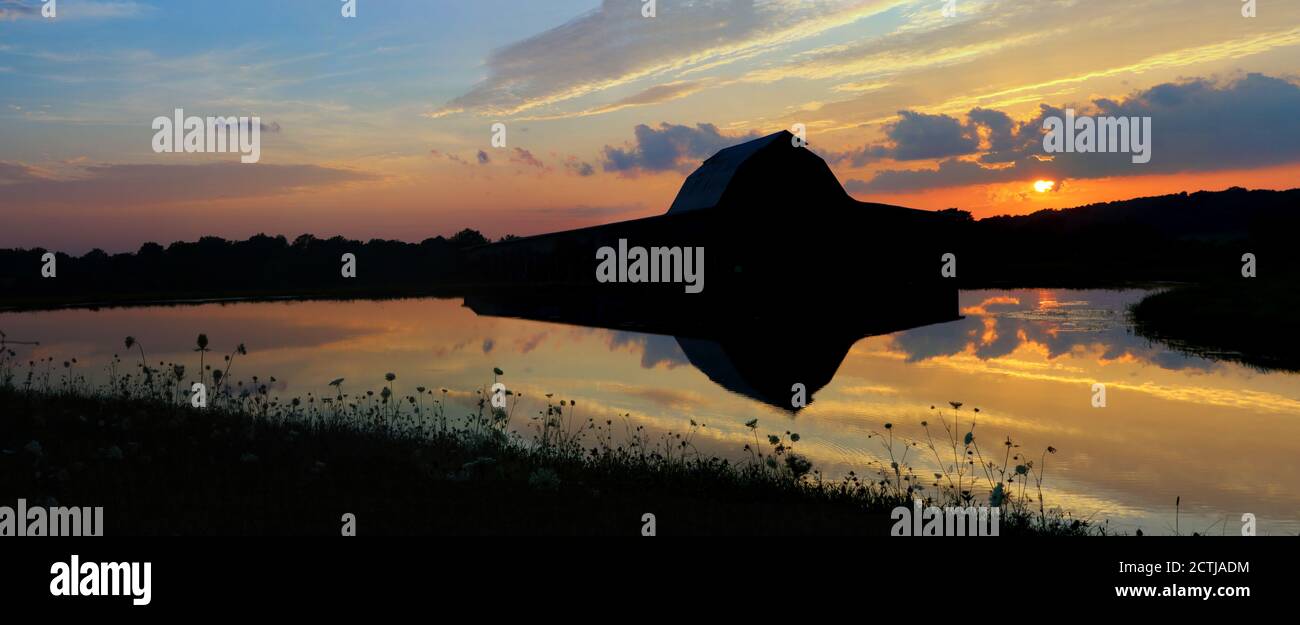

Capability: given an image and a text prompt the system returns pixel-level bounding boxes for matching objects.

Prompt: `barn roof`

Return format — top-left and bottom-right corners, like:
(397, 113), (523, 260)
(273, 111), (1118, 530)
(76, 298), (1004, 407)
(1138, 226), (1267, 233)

(666, 130), (792, 215)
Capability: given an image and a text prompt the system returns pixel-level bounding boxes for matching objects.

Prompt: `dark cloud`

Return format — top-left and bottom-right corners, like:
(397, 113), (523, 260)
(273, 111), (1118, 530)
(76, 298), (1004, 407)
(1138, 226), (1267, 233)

(601, 122), (759, 175)
(845, 74), (1300, 193)
(827, 111), (982, 166)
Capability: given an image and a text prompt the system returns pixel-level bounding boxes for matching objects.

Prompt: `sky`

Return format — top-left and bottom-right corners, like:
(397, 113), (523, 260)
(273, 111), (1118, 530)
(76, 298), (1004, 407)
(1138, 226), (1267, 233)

(1, 0), (1298, 253)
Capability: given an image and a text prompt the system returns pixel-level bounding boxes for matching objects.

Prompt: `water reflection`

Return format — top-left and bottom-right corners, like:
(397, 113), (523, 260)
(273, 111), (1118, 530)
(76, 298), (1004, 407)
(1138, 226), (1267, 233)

(1, 289), (1297, 535)
(465, 290), (959, 411)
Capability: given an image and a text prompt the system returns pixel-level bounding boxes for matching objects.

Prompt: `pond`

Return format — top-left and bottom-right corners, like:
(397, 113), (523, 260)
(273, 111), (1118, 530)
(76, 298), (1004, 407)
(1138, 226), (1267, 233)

(2, 288), (1296, 535)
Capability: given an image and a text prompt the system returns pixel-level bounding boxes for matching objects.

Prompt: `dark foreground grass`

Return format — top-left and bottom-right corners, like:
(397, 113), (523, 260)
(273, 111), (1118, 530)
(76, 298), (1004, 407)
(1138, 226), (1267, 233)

(0, 388), (1101, 536)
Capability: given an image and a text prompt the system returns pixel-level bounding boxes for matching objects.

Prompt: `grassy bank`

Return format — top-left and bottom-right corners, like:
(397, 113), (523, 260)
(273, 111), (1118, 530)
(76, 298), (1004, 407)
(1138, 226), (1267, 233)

(0, 337), (1097, 536)
(1131, 280), (1300, 372)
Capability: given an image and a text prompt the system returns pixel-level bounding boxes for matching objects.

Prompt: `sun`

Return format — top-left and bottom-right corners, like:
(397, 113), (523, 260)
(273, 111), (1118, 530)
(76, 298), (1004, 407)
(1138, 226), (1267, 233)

(1033, 180), (1056, 193)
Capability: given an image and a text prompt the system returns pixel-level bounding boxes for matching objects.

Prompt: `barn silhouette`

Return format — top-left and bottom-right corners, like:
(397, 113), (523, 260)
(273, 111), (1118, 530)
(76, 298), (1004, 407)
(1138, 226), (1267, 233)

(463, 130), (962, 411)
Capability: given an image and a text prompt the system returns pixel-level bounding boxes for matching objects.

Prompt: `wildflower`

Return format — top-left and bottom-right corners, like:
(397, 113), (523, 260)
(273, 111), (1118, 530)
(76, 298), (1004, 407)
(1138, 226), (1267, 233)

(385, 372), (396, 382)
(949, 401), (963, 410)
(744, 419), (758, 429)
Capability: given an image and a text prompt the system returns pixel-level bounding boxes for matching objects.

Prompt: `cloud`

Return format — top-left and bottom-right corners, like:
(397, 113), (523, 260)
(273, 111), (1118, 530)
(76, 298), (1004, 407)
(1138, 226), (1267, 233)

(828, 110), (983, 166)
(426, 0), (897, 118)
(846, 74), (1300, 193)
(509, 147), (545, 169)
(0, 162), (375, 207)
(563, 156), (595, 177)
(601, 122), (759, 175)
(0, 161), (47, 184)
(0, 0), (38, 20)
(430, 150), (471, 166)
(576, 81), (709, 118)
(0, 0), (147, 20)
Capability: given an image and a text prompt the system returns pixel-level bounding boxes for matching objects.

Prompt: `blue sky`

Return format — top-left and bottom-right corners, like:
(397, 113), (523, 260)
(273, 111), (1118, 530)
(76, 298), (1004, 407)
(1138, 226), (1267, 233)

(2, 0), (1299, 252)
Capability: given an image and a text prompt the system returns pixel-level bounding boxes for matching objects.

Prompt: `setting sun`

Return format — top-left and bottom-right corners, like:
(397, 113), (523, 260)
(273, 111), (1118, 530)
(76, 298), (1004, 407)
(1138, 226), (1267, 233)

(1034, 180), (1056, 193)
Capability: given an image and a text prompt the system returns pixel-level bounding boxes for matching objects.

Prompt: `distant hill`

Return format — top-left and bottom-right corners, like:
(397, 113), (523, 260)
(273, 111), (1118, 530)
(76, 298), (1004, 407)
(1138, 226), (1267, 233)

(954, 187), (1300, 287)
(981, 187), (1300, 241)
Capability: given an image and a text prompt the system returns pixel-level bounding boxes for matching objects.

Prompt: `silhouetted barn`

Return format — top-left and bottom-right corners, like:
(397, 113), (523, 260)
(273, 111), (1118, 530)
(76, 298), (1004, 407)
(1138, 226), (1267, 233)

(464, 130), (959, 309)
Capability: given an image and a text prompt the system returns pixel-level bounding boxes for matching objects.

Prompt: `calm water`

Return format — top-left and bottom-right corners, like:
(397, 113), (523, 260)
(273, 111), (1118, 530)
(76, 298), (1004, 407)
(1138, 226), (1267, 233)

(3, 289), (1298, 534)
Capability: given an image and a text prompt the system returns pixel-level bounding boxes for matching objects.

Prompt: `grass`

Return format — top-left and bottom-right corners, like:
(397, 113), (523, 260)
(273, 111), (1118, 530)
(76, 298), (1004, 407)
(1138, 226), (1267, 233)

(0, 331), (1099, 535)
